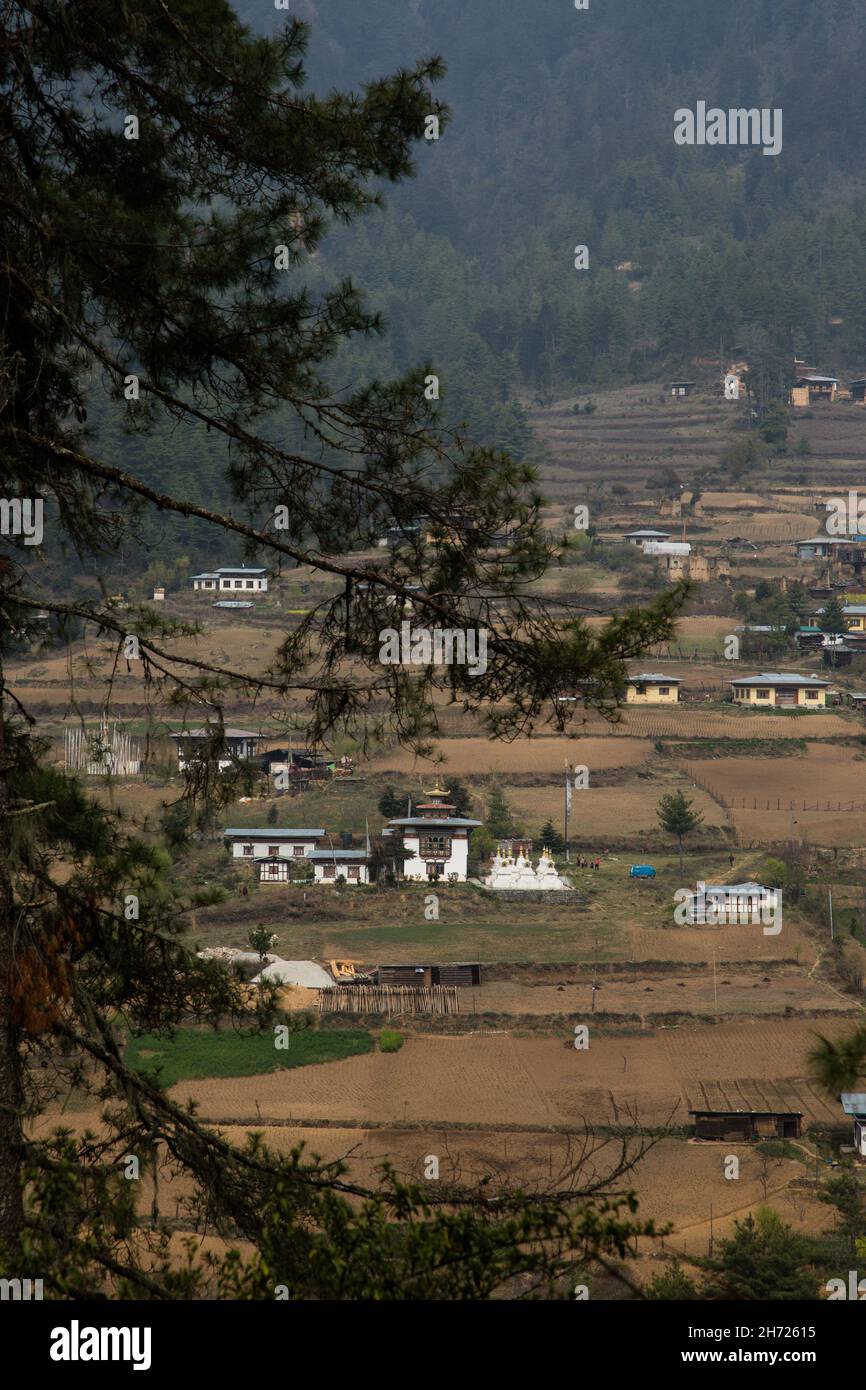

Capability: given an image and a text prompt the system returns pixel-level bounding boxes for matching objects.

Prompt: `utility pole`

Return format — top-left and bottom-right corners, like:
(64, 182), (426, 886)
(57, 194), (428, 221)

(829, 887), (834, 941)
(564, 764), (571, 862)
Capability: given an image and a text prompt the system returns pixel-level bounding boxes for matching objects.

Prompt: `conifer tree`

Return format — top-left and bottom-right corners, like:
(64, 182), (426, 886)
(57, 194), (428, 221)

(0, 1), (683, 1295)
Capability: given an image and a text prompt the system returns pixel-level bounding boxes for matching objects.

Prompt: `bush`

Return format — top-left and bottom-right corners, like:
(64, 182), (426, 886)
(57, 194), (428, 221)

(379, 1028), (404, 1053)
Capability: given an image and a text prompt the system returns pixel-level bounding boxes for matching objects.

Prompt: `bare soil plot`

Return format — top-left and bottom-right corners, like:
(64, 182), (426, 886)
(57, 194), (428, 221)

(173, 1018), (853, 1132)
(659, 1019), (848, 1121)
(473, 967), (849, 1020)
(171, 1033), (559, 1127)
(683, 744), (866, 845)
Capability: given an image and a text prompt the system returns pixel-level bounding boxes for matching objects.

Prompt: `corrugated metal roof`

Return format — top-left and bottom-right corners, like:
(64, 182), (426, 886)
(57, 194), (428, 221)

(212, 566), (266, 575)
(700, 881), (767, 894)
(307, 849), (371, 861)
(173, 727), (260, 739)
(840, 1093), (866, 1114)
(223, 827), (324, 838)
(730, 673), (828, 686)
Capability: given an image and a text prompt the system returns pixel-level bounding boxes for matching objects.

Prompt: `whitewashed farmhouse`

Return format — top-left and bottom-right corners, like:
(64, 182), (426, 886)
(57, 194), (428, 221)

(191, 565), (268, 594)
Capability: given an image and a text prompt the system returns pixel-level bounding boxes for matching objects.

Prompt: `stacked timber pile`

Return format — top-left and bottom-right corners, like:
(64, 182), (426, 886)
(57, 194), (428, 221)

(318, 984), (459, 1016)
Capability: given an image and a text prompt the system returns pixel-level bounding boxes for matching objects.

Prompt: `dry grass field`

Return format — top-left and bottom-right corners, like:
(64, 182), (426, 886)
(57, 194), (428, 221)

(363, 735), (654, 775)
(683, 744), (866, 846)
(508, 779), (724, 838)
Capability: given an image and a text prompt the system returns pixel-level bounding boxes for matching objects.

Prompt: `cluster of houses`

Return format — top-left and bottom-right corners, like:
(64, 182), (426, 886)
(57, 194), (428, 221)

(224, 783), (481, 885)
(621, 528), (729, 583)
(625, 671), (832, 708)
(669, 357), (865, 407)
(170, 729), (341, 787)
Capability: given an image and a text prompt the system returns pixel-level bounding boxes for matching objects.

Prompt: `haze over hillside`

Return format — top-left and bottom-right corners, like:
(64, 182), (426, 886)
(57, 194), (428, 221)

(79, 0), (866, 578)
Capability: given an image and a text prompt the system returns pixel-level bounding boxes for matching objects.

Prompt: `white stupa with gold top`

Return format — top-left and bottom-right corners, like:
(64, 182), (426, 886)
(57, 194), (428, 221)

(536, 846), (567, 890)
(484, 844), (569, 891)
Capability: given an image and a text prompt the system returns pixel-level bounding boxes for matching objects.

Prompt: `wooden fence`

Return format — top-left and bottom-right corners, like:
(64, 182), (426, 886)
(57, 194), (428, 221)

(318, 985), (459, 1016)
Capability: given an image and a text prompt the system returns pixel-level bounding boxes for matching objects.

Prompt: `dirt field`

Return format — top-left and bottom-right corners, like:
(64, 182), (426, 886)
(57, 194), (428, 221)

(205, 1126), (826, 1260)
(363, 735), (654, 775)
(684, 744), (866, 846)
(171, 1019), (851, 1131)
(52, 1113), (829, 1268)
(473, 967), (851, 1020)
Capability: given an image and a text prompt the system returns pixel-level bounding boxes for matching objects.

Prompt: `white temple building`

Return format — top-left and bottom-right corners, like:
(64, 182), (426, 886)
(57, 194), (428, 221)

(484, 846), (569, 891)
(385, 784), (481, 883)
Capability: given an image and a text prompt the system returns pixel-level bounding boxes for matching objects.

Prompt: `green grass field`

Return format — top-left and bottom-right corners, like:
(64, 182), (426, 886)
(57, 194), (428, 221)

(125, 1026), (372, 1088)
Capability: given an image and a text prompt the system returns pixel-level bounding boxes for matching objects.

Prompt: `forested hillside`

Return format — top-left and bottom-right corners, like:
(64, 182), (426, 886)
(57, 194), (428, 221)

(82, 0), (866, 578)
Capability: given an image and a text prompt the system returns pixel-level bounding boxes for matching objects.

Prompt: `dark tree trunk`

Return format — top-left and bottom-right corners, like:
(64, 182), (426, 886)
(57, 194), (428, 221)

(0, 667), (26, 1264)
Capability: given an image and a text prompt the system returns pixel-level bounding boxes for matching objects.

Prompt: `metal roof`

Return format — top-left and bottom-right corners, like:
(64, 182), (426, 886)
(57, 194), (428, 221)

(172, 727), (261, 739)
(623, 528), (670, 537)
(223, 827), (324, 838)
(307, 849), (371, 861)
(689, 1108), (802, 1117)
(630, 673), (681, 683)
(841, 1094), (866, 1115)
(697, 881), (768, 895)
(213, 566), (266, 575)
(730, 673), (829, 686)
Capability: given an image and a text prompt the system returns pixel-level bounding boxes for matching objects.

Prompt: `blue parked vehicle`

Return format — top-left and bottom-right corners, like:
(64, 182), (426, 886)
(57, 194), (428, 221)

(629, 864), (656, 878)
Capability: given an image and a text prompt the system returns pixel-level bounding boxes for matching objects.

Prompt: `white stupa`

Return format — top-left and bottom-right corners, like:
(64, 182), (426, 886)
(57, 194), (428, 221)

(483, 851), (518, 889)
(513, 850), (539, 890)
(536, 846), (567, 890)
(484, 847), (569, 891)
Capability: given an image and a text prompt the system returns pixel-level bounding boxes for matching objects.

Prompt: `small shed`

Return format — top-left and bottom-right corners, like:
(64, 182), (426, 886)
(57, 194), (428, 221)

(669, 380), (696, 398)
(690, 1109), (802, 1141)
(376, 963), (482, 988)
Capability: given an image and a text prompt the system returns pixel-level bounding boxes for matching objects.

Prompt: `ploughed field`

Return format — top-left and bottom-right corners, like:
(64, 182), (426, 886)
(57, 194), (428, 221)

(169, 1021), (846, 1131)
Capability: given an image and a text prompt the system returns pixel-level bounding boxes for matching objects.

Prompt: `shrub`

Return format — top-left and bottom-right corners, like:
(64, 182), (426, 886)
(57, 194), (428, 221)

(379, 1028), (404, 1053)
